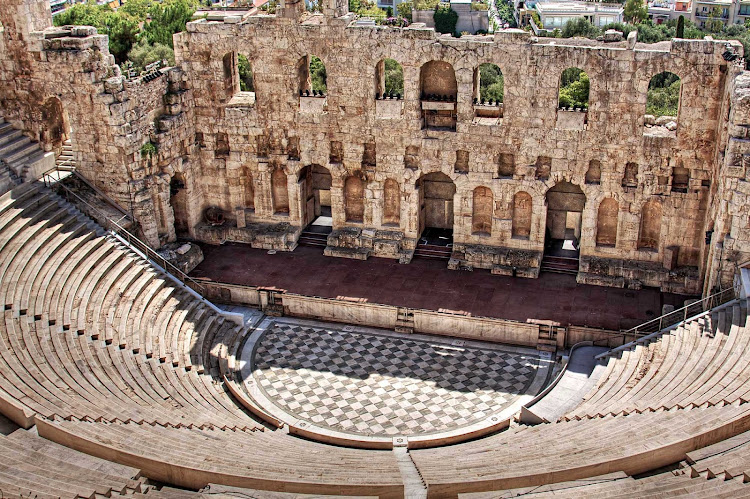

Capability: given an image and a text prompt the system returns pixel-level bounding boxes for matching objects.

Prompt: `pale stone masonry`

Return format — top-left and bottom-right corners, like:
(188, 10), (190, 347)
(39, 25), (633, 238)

(0, 0), (749, 295)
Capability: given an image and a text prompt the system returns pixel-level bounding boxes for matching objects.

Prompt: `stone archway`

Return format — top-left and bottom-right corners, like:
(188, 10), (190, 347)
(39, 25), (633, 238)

(416, 171), (456, 245)
(298, 164), (332, 228)
(544, 181), (586, 259)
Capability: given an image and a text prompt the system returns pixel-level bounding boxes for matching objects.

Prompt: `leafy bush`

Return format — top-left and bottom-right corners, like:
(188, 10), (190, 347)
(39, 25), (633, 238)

(647, 73), (680, 117)
(397, 1), (413, 21)
(478, 63), (504, 103)
(558, 69), (589, 109)
(414, 0), (440, 10)
(561, 17), (599, 38)
(384, 59), (404, 95)
(238, 54), (254, 92)
(434, 4), (458, 35)
(127, 40), (175, 72)
(141, 141), (158, 158)
(494, 0), (517, 27)
(310, 55), (327, 93)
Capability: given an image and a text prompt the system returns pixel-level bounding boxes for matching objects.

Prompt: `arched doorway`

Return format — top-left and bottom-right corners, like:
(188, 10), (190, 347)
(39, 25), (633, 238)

(543, 181), (585, 273)
(298, 165), (333, 248)
(169, 173), (189, 237)
(416, 172), (456, 247)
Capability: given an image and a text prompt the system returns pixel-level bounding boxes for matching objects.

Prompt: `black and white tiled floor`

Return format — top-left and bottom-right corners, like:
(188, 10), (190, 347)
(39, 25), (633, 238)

(253, 322), (541, 436)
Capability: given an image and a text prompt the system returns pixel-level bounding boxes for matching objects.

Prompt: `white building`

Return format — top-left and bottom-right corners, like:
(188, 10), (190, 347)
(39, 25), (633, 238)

(533, 1), (623, 31)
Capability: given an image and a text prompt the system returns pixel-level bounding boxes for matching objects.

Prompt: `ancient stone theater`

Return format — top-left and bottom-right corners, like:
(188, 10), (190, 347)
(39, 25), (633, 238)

(1, 0), (750, 496)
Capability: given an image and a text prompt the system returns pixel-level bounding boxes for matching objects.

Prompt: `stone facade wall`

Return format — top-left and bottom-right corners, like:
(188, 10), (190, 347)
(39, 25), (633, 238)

(2, 0), (749, 295)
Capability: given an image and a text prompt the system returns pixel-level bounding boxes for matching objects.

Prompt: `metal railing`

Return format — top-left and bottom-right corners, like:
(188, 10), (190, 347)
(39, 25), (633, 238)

(41, 168), (205, 295)
(623, 286), (737, 338)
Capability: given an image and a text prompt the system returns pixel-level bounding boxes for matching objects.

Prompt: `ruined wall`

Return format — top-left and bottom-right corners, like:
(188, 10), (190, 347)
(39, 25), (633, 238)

(2, 0), (747, 294)
(169, 13), (740, 293)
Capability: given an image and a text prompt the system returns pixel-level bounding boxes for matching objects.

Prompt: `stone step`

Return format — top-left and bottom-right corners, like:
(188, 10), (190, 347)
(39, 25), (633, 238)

(0, 127), (23, 146)
(0, 135), (30, 156)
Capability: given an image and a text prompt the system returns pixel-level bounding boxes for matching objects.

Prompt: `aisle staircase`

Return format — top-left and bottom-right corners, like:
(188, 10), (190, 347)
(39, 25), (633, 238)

(0, 117), (54, 180)
(297, 229), (328, 248)
(414, 242), (452, 260)
(540, 255), (579, 275)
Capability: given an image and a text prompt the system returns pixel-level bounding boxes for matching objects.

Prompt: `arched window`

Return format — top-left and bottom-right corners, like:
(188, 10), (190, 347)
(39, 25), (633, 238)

(238, 54), (254, 92)
(596, 198), (618, 247)
(558, 67), (589, 109)
(586, 160), (601, 184)
(646, 72), (680, 119)
(376, 58), (403, 99)
(472, 186), (493, 235)
(272, 168), (289, 214)
(419, 61), (457, 131)
(639, 199), (662, 250)
(298, 55), (327, 96)
(473, 63), (503, 121)
(383, 179), (400, 226)
(512, 191), (532, 239)
(345, 176), (364, 223)
(622, 162), (638, 188)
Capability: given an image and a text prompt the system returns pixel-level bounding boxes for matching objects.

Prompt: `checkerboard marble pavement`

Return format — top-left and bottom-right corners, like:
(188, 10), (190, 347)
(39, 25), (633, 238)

(252, 322), (541, 437)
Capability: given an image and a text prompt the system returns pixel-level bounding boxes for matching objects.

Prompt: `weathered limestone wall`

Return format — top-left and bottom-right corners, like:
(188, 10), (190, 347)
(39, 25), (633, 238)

(2, 0), (748, 295)
(0, 0), (198, 248)
(170, 14), (740, 293)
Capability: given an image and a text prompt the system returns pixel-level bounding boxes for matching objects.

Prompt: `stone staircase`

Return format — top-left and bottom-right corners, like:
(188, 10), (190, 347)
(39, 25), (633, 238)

(297, 229), (328, 248)
(540, 255), (579, 275)
(413, 242), (452, 260)
(56, 138), (74, 168)
(0, 117), (54, 181)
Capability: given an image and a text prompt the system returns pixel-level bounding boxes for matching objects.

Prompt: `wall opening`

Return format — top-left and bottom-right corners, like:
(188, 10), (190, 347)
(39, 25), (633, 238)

(330, 141), (343, 164)
(383, 178), (401, 226)
(622, 162), (638, 188)
(596, 197), (618, 247)
(535, 156), (551, 180)
(558, 67), (589, 109)
(497, 153), (515, 178)
(272, 168), (290, 214)
(215, 132), (230, 158)
(298, 55), (327, 96)
(344, 175), (365, 223)
(405, 146), (420, 170)
(645, 71), (680, 136)
(455, 150), (469, 174)
(416, 172), (456, 243)
(363, 142), (376, 167)
(299, 164), (332, 228)
(375, 58), (404, 99)
(40, 96), (70, 154)
(238, 54), (254, 92)
(420, 61), (457, 131)
(169, 173), (189, 236)
(672, 165), (690, 192)
(512, 191), (532, 239)
(545, 181), (585, 257)
(638, 199), (662, 250)
(222, 52), (238, 98)
(473, 63), (503, 122)
(585, 160), (601, 184)
(472, 186), (493, 236)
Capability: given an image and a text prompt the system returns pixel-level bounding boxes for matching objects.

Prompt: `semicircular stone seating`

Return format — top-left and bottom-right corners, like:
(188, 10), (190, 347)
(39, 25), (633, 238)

(2, 178), (750, 497)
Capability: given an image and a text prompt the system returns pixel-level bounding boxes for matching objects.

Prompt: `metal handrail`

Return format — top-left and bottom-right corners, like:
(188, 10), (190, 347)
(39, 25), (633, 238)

(42, 170), (205, 295)
(622, 286), (737, 338)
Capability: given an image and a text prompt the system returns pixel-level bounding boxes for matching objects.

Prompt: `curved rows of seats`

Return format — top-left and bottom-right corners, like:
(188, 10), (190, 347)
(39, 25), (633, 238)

(0, 183), (404, 496)
(563, 302), (748, 421)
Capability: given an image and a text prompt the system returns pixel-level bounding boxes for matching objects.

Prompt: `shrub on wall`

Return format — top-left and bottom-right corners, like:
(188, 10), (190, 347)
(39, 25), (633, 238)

(434, 5), (458, 35)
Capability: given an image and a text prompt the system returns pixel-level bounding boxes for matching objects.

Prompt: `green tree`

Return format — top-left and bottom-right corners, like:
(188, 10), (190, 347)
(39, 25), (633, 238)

(561, 17), (599, 38)
(705, 6), (725, 33)
(676, 15), (685, 38)
(623, 0), (648, 23)
(238, 54), (254, 92)
(558, 69), (589, 108)
(397, 1), (413, 21)
(142, 0), (197, 48)
(433, 5), (458, 34)
(384, 59), (404, 95)
(310, 55), (327, 93)
(647, 76), (680, 116)
(127, 40), (175, 71)
(478, 63), (504, 102)
(54, 3), (140, 62)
